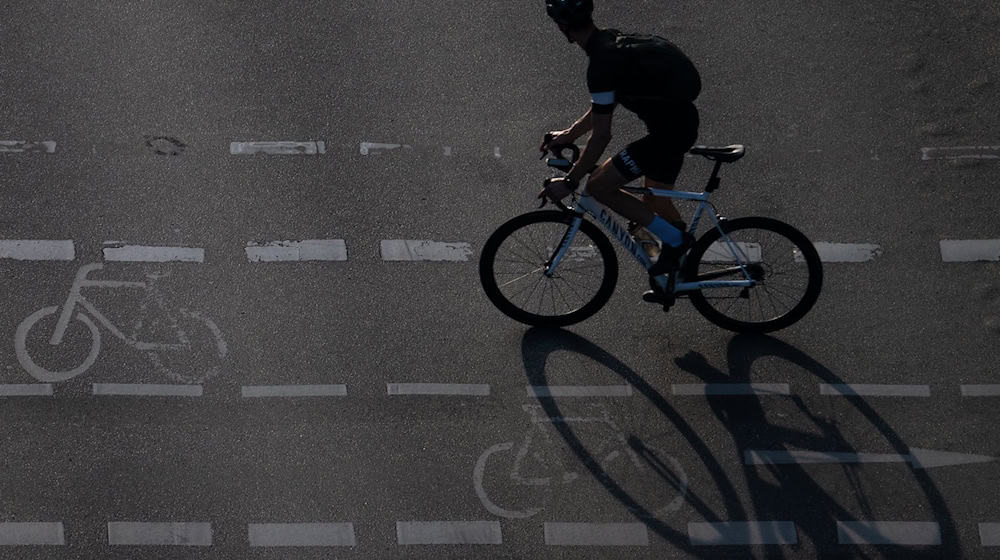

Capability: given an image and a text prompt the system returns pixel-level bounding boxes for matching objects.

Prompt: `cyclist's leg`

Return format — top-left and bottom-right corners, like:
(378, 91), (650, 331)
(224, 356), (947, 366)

(642, 177), (684, 228)
(586, 160), (655, 227)
(587, 134), (686, 229)
(641, 101), (698, 230)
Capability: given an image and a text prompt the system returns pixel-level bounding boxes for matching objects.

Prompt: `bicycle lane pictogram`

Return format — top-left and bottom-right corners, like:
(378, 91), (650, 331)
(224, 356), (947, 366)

(473, 328), (965, 556)
(474, 401), (689, 520)
(12, 263), (227, 385)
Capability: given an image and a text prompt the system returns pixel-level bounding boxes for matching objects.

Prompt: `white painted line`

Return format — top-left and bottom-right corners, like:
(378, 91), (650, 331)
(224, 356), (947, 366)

(544, 522), (648, 546)
(810, 242), (882, 263)
(819, 384), (930, 397)
(746, 448), (994, 469)
(688, 521), (798, 546)
(836, 521), (940, 546)
(248, 523), (356, 547)
(921, 146), (1000, 160)
(672, 383), (789, 396)
(0, 522), (65, 545)
(961, 385), (1000, 397)
(103, 244), (204, 263)
(396, 521), (502, 545)
(246, 240), (347, 262)
(528, 385), (633, 398)
(380, 240), (473, 262)
(93, 384), (203, 397)
(444, 146), (452, 156)
(980, 523), (1000, 546)
(702, 241), (762, 263)
(940, 240), (1000, 262)
(0, 240), (75, 261)
(230, 141), (325, 155)
(0, 141), (57, 153)
(387, 383), (490, 396)
(494, 147), (501, 158)
(747, 449), (906, 466)
(242, 385), (348, 398)
(359, 142), (411, 155)
(108, 522), (212, 546)
(0, 384), (54, 396)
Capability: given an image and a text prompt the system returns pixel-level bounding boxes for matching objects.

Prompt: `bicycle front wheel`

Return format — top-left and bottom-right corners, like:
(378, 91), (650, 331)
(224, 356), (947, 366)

(685, 216), (823, 333)
(479, 210), (618, 327)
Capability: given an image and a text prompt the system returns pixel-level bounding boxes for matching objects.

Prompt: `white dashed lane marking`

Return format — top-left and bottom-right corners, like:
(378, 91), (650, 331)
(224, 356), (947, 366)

(980, 523), (1000, 546)
(107, 522), (212, 546)
(241, 385), (348, 398)
(921, 146), (1000, 160)
(0, 384), (53, 396)
(672, 383), (790, 396)
(527, 385), (633, 398)
(961, 385), (1000, 397)
(544, 522), (649, 546)
(359, 142), (411, 155)
(396, 521), (502, 545)
(836, 521), (941, 546)
(819, 384), (931, 397)
(0, 141), (57, 153)
(0, 522), (65, 545)
(230, 141), (325, 155)
(687, 521), (798, 546)
(0, 240), (74, 261)
(380, 240), (473, 261)
(811, 242), (882, 262)
(387, 383), (490, 396)
(246, 240), (347, 262)
(92, 384), (202, 397)
(746, 448), (995, 469)
(102, 244), (205, 263)
(248, 523), (356, 547)
(940, 240), (1000, 262)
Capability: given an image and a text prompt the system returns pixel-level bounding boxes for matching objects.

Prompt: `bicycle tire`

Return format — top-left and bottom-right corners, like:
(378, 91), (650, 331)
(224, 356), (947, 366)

(480, 210), (618, 327)
(684, 216), (822, 333)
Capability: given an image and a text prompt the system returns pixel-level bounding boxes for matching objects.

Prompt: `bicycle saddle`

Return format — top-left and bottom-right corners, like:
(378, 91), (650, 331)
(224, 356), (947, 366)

(689, 144), (745, 163)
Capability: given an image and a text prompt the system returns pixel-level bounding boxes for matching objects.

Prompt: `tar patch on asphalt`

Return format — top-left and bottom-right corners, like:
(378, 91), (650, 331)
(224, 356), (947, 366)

(145, 136), (186, 156)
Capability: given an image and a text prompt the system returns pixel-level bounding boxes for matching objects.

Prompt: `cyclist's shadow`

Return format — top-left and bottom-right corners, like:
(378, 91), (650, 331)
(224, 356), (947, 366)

(520, 327), (956, 558)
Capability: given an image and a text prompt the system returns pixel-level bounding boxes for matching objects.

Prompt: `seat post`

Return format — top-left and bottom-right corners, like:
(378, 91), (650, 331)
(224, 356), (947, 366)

(705, 160), (723, 192)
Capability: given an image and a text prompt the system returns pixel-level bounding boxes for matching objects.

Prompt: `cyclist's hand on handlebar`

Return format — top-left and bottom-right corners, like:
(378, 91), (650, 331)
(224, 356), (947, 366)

(537, 177), (577, 206)
(539, 130), (575, 155)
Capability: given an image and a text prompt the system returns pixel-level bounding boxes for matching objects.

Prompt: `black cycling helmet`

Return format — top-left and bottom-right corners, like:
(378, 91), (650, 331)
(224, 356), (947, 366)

(545, 0), (594, 29)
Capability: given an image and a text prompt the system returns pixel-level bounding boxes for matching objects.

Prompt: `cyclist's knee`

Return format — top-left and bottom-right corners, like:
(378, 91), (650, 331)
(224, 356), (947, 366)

(587, 162), (626, 200)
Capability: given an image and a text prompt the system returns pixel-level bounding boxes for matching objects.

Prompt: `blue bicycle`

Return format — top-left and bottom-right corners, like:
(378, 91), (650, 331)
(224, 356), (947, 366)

(479, 143), (823, 333)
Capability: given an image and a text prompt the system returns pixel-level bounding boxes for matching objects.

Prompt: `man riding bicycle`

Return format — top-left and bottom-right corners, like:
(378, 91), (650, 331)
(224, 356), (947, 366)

(539, 0), (702, 288)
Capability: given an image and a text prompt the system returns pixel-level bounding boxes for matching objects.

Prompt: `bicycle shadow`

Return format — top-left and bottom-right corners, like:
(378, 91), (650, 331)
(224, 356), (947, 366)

(520, 327), (957, 558)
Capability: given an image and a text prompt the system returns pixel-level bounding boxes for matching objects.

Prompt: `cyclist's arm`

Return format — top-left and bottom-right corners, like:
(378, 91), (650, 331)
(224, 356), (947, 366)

(562, 108), (594, 141)
(566, 109), (612, 184)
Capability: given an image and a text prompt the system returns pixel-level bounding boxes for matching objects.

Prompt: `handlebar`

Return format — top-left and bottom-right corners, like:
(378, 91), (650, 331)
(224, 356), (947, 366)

(540, 133), (581, 172)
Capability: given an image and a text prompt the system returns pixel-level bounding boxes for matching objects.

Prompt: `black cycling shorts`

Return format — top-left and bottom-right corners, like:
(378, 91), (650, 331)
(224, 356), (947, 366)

(611, 103), (699, 184)
(612, 136), (688, 184)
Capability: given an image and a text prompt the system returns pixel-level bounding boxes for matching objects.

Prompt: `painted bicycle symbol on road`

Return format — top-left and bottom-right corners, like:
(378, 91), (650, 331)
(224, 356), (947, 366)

(473, 403), (688, 519)
(14, 263), (227, 383)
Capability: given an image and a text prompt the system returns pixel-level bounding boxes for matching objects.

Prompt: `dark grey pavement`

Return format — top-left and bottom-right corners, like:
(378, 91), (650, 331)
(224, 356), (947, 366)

(1, 1), (999, 558)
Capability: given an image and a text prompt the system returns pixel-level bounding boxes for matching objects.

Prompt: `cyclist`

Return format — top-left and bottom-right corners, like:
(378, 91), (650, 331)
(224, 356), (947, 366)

(539, 0), (702, 288)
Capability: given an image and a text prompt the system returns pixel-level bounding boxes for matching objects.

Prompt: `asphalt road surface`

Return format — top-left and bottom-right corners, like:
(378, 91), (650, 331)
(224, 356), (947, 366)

(1, 1), (999, 558)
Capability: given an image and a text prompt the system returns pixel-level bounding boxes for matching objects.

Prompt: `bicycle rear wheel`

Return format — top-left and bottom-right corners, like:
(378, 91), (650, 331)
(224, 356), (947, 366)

(479, 210), (618, 327)
(684, 216), (822, 333)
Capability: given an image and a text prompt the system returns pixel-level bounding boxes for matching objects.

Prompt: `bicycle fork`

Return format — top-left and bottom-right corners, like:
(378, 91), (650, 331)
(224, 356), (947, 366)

(544, 215), (584, 277)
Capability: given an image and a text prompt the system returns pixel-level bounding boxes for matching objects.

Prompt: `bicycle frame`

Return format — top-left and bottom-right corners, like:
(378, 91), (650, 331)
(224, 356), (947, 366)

(546, 187), (757, 293)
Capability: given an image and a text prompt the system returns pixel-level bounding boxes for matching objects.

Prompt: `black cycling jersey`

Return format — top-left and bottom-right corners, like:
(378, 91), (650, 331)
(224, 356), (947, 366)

(584, 28), (699, 131)
(583, 28), (701, 183)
